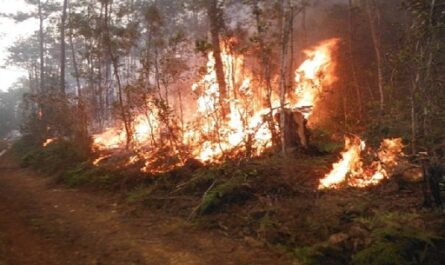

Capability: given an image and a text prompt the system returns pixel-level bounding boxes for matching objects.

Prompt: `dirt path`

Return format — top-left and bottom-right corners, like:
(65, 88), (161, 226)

(0, 154), (293, 265)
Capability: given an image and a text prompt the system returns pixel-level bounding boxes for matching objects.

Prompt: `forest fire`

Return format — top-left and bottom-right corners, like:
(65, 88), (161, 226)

(3, 1), (443, 263)
(90, 38), (339, 173)
(318, 137), (404, 189)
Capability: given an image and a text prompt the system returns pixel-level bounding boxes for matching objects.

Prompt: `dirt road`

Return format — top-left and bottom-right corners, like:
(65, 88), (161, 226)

(0, 154), (293, 265)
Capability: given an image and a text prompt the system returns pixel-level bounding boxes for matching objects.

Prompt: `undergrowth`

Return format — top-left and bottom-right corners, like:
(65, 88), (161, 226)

(9, 136), (445, 265)
(294, 211), (442, 265)
(11, 136), (114, 188)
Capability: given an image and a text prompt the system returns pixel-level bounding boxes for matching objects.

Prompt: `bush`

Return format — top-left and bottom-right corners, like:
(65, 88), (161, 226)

(351, 212), (440, 265)
(198, 168), (255, 214)
(294, 211), (441, 265)
(60, 162), (114, 188)
(14, 137), (89, 175)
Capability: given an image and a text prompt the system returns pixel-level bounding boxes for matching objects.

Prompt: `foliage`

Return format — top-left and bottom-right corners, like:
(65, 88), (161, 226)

(0, 86), (26, 138)
(14, 137), (88, 175)
(60, 162), (113, 188)
(351, 212), (440, 265)
(197, 167), (257, 214)
(294, 211), (441, 265)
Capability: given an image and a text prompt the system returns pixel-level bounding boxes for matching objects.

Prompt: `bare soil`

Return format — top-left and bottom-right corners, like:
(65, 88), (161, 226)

(0, 153), (294, 265)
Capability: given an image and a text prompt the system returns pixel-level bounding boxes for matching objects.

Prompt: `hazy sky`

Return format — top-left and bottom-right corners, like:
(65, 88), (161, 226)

(0, 0), (37, 92)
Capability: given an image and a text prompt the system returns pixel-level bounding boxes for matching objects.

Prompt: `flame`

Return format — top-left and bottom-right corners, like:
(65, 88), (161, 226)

(318, 136), (365, 189)
(93, 112), (160, 151)
(91, 38), (339, 172)
(377, 138), (404, 168)
(292, 38), (339, 119)
(318, 137), (404, 190)
(187, 46), (273, 162)
(93, 155), (111, 166)
(42, 138), (57, 147)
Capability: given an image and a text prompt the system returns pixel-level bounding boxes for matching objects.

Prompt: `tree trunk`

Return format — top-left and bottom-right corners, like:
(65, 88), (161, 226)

(348, 0), (362, 120)
(410, 79), (417, 155)
(301, 2), (307, 48)
(69, 21), (81, 99)
(103, 1), (132, 148)
(279, 0), (290, 154)
(422, 0), (437, 147)
(207, 0), (229, 117)
(60, 0), (68, 95)
(252, 0), (279, 146)
(38, 0), (45, 93)
(366, 0), (384, 116)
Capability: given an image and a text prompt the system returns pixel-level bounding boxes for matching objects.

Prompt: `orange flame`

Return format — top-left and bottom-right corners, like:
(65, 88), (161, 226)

(42, 138), (57, 147)
(91, 38), (340, 172)
(292, 38), (339, 119)
(319, 136), (365, 189)
(319, 137), (404, 190)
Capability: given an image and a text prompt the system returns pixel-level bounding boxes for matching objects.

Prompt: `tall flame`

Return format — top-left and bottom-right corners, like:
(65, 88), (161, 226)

(292, 38), (339, 119)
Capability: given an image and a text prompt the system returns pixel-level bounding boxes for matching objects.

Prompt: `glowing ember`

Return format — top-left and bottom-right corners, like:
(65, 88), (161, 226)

(43, 138), (57, 147)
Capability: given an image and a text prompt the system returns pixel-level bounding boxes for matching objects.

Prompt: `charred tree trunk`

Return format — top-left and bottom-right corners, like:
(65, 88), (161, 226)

(207, 0), (229, 118)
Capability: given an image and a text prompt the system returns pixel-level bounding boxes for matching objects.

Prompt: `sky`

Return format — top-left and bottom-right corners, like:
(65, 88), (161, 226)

(0, 0), (37, 92)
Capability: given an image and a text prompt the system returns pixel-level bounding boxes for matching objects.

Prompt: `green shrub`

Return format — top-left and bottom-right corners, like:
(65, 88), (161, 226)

(60, 162), (113, 188)
(198, 169), (255, 214)
(14, 138), (89, 175)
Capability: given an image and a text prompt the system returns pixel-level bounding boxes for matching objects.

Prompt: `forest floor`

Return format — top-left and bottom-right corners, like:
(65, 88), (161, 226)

(3, 137), (445, 265)
(0, 153), (294, 265)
